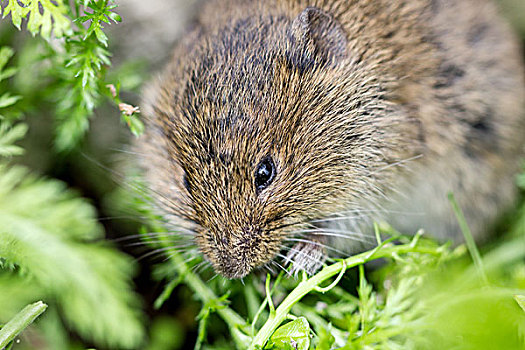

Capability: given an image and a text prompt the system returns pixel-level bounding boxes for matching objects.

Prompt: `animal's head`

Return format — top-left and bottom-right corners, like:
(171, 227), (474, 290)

(139, 7), (408, 278)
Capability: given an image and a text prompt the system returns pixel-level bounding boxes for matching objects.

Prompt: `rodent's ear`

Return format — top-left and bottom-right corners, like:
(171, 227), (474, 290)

(288, 7), (347, 67)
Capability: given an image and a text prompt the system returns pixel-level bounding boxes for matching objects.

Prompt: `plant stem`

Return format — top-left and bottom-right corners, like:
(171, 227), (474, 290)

(249, 243), (440, 349)
(0, 301), (47, 349)
(167, 251), (250, 349)
(448, 193), (488, 284)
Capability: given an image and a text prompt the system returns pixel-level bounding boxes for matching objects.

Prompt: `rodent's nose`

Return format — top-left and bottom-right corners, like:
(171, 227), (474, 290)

(211, 229), (262, 278)
(215, 251), (252, 278)
(218, 262), (251, 279)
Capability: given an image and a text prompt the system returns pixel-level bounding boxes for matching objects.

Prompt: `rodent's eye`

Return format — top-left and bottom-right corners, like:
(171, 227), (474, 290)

(183, 173), (191, 192)
(255, 157), (276, 193)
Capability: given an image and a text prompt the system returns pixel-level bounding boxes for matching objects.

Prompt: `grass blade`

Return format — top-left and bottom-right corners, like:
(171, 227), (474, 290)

(0, 301), (48, 349)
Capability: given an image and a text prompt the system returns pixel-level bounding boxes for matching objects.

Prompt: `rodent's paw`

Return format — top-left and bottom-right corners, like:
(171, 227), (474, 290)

(285, 239), (327, 276)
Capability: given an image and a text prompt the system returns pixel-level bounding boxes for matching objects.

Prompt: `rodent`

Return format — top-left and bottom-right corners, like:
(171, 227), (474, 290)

(135, 0), (525, 279)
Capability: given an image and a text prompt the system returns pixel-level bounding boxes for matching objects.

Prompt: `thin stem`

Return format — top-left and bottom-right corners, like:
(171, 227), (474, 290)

(265, 273), (275, 315)
(249, 242), (440, 349)
(166, 250), (250, 348)
(0, 301), (48, 349)
(251, 272), (283, 336)
(314, 261), (346, 293)
(448, 193), (488, 284)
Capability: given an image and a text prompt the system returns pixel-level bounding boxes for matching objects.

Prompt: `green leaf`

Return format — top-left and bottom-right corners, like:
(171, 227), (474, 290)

(0, 47), (15, 72)
(0, 301), (47, 349)
(2, 0), (72, 40)
(0, 93), (22, 109)
(108, 11), (121, 23)
(75, 15), (91, 23)
(54, 102), (92, 151)
(0, 67), (17, 83)
(0, 122), (27, 157)
(267, 317), (311, 350)
(515, 295), (525, 313)
(80, 0), (121, 46)
(315, 327), (335, 350)
(1, 1), (30, 30)
(94, 27), (108, 47)
(154, 276), (183, 310)
(1, 1), (126, 150)
(0, 164), (145, 348)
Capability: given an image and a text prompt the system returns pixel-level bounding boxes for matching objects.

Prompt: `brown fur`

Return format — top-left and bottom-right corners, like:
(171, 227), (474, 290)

(136, 0), (525, 278)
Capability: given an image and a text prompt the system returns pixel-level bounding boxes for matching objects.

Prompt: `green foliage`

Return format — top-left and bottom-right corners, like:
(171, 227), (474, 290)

(266, 317), (311, 350)
(141, 213), (524, 350)
(145, 316), (185, 350)
(0, 0), (143, 151)
(0, 122), (27, 156)
(0, 35), (144, 349)
(0, 46), (27, 156)
(0, 301), (47, 349)
(1, 0), (72, 40)
(0, 46), (20, 117)
(195, 292), (232, 350)
(76, 1), (122, 46)
(516, 295), (525, 312)
(0, 163), (145, 348)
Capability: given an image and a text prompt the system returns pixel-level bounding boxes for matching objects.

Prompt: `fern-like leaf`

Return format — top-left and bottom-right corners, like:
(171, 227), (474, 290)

(0, 164), (145, 348)
(0, 122), (27, 157)
(1, 0), (72, 40)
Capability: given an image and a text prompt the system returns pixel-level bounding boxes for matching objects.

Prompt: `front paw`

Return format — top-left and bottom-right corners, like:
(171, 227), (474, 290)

(285, 239), (327, 276)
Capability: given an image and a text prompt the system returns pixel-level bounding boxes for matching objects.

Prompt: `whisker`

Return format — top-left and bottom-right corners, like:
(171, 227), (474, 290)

(125, 240), (194, 248)
(287, 228), (375, 245)
(199, 261), (213, 274)
(192, 260), (209, 274)
(370, 154), (423, 175)
(109, 231), (192, 243)
(81, 152), (194, 221)
(276, 253), (292, 266)
(291, 227), (369, 237)
(136, 246), (179, 262)
(280, 246), (326, 275)
(264, 264), (276, 275)
(207, 273), (219, 283)
(162, 252), (200, 266)
(109, 147), (149, 157)
(308, 213), (376, 225)
(284, 238), (348, 256)
(268, 220), (307, 232)
(98, 215), (147, 222)
(298, 231), (375, 245)
(271, 260), (292, 277)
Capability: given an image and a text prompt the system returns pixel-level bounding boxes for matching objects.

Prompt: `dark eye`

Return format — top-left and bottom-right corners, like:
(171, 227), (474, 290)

(183, 173), (191, 192)
(255, 157), (276, 193)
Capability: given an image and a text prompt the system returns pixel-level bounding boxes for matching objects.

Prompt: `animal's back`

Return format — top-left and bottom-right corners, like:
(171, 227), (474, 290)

(381, 0), (524, 242)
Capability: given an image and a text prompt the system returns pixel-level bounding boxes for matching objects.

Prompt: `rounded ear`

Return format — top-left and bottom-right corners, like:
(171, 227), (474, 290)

(288, 7), (347, 68)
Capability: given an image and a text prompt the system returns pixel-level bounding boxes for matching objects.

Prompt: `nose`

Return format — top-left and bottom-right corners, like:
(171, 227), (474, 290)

(212, 227), (262, 278)
(215, 251), (252, 278)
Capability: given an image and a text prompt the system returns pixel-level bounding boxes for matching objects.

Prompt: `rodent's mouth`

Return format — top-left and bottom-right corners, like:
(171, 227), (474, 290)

(200, 239), (277, 279)
(215, 261), (252, 279)
(206, 249), (258, 279)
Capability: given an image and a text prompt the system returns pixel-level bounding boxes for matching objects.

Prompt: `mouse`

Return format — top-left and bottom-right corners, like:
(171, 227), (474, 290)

(134, 0), (525, 278)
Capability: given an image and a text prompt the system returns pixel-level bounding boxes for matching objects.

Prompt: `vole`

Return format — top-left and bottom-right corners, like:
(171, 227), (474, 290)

(135, 0), (525, 279)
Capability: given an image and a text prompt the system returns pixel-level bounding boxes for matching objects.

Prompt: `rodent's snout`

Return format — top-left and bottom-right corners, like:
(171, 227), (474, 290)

(199, 226), (277, 279)
(213, 251), (252, 279)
